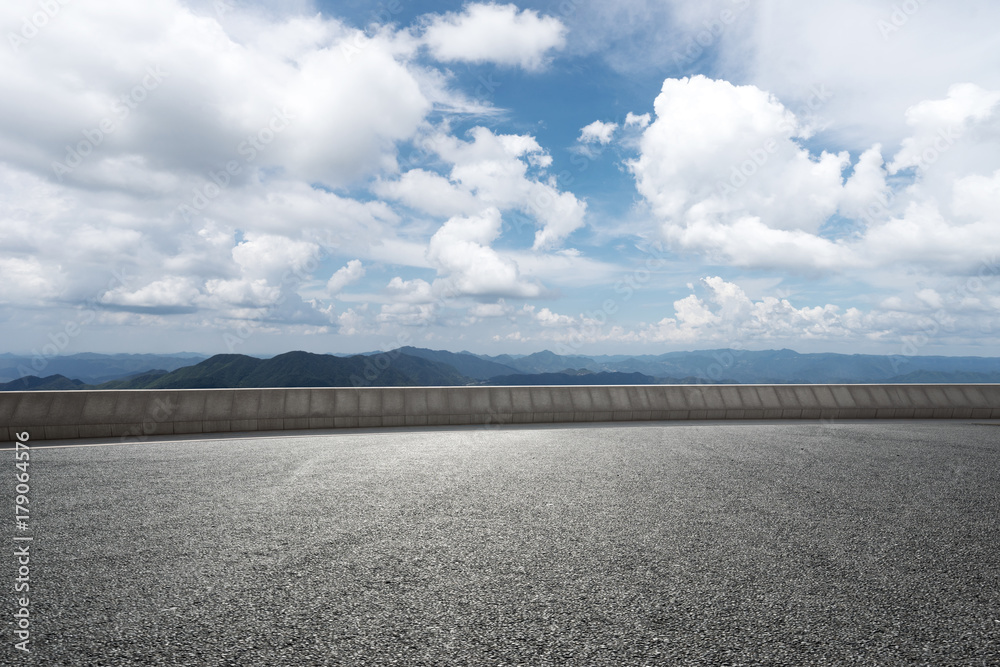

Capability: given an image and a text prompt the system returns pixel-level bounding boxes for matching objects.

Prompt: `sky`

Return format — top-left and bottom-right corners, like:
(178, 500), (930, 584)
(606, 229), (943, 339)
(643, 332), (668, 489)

(1, 0), (999, 359)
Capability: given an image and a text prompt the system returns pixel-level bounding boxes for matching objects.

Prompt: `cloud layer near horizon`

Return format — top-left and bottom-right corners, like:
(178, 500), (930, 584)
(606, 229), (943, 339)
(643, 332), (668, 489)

(1, 0), (998, 358)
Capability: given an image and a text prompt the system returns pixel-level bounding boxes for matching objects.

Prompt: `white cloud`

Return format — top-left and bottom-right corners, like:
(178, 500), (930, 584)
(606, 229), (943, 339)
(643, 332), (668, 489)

(0, 257), (63, 305)
(535, 307), (576, 327)
(859, 201), (1000, 273)
(630, 76), (870, 235)
(468, 300), (511, 318)
(578, 120), (618, 145)
(624, 112), (651, 129)
(838, 146), (889, 220)
(204, 278), (281, 308)
(366, 238), (433, 270)
(0, 1), (436, 191)
(0, 0), (457, 347)
(426, 208), (541, 298)
(4, 0), (998, 356)
(437, 127), (587, 249)
(385, 276), (435, 303)
(627, 76), (874, 268)
(953, 168), (1000, 219)
(381, 126), (587, 250)
(421, 3), (567, 70)
(664, 216), (855, 272)
(372, 169), (479, 218)
(552, 277), (883, 345)
(629, 75), (1000, 275)
(915, 288), (944, 310)
(337, 305), (372, 336)
(505, 271), (1000, 353)
(100, 276), (202, 311)
(743, 0), (1000, 151)
(888, 83), (1000, 174)
(231, 233), (320, 281)
(326, 259), (365, 295)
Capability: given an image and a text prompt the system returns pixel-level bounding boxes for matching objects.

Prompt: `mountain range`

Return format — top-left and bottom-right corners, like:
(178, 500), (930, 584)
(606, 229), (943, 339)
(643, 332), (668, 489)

(2, 348), (999, 391)
(0, 352), (207, 385)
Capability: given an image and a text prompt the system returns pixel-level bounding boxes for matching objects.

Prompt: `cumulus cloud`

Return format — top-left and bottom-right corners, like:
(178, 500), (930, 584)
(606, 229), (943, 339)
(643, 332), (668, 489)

(477, 277), (884, 348)
(421, 3), (567, 70)
(373, 276), (441, 328)
(629, 75), (1000, 275)
(1, 0), (579, 348)
(372, 169), (480, 218)
(953, 168), (1000, 219)
(0, 0), (442, 342)
(859, 201), (1000, 273)
(337, 305), (373, 336)
(378, 126), (587, 250)
(635, 277), (866, 343)
(497, 270), (1000, 354)
(887, 83), (1000, 174)
(326, 260), (365, 295)
(426, 208), (541, 298)
(0, 2), (435, 191)
(743, 0), (1000, 151)
(97, 226), (334, 317)
(204, 277), (281, 309)
(435, 127), (586, 249)
(534, 307), (576, 327)
(99, 276), (202, 312)
(4, 0), (998, 355)
(232, 233), (320, 281)
(578, 120), (618, 145)
(624, 112), (651, 129)
(630, 76), (872, 234)
(385, 276), (435, 303)
(0, 0), (596, 352)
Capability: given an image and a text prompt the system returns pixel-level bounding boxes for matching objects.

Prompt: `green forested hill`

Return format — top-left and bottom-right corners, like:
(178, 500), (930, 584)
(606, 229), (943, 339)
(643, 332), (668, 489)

(0, 351), (467, 390)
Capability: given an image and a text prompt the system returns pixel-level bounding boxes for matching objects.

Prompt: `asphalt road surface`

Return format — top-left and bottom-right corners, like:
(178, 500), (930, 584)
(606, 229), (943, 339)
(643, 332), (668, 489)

(3, 421), (1000, 666)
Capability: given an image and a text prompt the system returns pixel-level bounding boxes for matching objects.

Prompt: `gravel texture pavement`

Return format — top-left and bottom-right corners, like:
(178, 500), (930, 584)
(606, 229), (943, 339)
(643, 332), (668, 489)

(3, 421), (999, 666)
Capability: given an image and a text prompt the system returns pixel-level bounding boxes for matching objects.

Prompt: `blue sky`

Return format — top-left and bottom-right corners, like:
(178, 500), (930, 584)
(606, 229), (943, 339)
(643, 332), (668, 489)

(1, 0), (999, 358)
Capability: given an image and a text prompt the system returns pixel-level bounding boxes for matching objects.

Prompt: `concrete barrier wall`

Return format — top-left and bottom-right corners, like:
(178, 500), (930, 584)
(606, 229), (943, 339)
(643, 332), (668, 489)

(1, 384), (998, 442)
